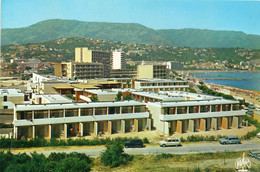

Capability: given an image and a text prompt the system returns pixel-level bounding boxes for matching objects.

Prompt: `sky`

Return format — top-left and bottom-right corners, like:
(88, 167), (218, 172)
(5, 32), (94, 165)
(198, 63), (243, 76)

(1, 0), (260, 35)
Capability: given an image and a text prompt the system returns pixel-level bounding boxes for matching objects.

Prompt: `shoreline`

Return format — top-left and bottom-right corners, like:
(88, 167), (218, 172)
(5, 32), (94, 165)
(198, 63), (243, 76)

(181, 70), (260, 73)
(204, 82), (260, 107)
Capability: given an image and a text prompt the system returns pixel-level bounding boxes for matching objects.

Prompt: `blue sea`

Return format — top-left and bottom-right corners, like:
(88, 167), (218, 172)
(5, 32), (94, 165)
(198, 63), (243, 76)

(190, 72), (260, 92)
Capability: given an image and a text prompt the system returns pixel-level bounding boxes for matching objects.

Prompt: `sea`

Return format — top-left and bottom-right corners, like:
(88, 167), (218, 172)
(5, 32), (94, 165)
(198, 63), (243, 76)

(190, 72), (260, 92)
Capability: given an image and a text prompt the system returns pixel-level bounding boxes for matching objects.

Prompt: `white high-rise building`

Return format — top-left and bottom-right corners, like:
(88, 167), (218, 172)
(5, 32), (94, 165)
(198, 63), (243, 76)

(112, 50), (126, 69)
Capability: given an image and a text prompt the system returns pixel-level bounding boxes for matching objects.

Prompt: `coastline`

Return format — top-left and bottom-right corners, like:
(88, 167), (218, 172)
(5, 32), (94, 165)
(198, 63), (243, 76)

(204, 82), (260, 107)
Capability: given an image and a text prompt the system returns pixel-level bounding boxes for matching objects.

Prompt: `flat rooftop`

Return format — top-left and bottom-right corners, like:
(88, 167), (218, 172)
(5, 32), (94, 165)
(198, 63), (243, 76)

(149, 99), (239, 108)
(162, 91), (222, 100)
(15, 100), (146, 111)
(84, 89), (117, 95)
(132, 91), (184, 101)
(40, 94), (73, 104)
(136, 79), (187, 83)
(0, 88), (24, 97)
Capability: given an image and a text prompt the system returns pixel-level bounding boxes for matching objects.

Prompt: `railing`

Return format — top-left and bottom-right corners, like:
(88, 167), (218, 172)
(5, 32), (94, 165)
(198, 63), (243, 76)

(14, 112), (149, 126)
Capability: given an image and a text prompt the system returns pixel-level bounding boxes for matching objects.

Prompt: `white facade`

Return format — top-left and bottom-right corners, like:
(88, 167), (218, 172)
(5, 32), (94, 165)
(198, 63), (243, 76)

(112, 50), (125, 69)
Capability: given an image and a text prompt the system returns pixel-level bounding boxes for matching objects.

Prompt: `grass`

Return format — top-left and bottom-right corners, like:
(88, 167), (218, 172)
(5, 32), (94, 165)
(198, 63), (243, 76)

(91, 151), (259, 172)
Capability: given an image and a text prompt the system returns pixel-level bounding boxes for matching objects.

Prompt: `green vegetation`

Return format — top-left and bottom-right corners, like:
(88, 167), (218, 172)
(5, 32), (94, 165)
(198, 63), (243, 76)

(0, 151), (92, 172)
(198, 84), (235, 100)
(90, 95), (98, 102)
(188, 88), (197, 93)
(101, 142), (133, 167)
(0, 137), (148, 149)
(123, 94), (132, 100)
(115, 91), (122, 101)
(242, 115), (260, 140)
(65, 94), (75, 100)
(2, 19), (260, 49)
(157, 28), (260, 49)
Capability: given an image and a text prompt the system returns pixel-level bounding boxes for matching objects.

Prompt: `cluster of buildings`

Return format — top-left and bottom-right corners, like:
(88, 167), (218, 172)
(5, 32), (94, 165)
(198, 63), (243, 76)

(0, 69), (246, 139)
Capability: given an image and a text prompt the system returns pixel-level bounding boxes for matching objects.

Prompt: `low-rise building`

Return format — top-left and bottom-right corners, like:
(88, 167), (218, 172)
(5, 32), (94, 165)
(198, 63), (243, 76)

(13, 101), (150, 139)
(147, 99), (244, 135)
(134, 79), (189, 93)
(137, 64), (167, 79)
(0, 88), (24, 109)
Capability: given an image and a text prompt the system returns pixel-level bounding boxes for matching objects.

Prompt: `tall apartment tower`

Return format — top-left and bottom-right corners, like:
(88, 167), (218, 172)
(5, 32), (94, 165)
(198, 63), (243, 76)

(75, 47), (111, 78)
(112, 50), (126, 69)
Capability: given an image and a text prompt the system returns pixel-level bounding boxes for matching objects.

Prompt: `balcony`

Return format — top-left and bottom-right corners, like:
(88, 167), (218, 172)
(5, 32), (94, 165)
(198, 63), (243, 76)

(159, 110), (245, 121)
(14, 112), (149, 126)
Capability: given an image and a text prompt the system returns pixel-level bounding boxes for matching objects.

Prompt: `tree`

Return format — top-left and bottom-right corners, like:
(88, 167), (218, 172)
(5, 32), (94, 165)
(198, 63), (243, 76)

(91, 95), (98, 102)
(25, 66), (32, 70)
(123, 94), (132, 100)
(7, 63), (18, 69)
(101, 142), (133, 168)
(115, 91), (122, 101)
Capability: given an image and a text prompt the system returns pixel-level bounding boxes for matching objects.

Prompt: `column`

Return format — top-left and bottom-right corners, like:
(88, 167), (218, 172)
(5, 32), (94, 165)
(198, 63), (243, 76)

(48, 110), (50, 118)
(32, 111), (35, 120)
(121, 120), (125, 133)
(163, 121), (169, 135)
(132, 106), (135, 113)
(199, 118), (206, 131)
(212, 118), (218, 130)
(107, 121), (112, 134)
(94, 122), (98, 135)
(120, 107), (122, 114)
(93, 108), (95, 116)
(221, 117), (228, 129)
(176, 120), (182, 133)
(63, 109), (66, 117)
(198, 106), (201, 113)
(64, 124), (67, 138)
(14, 126), (18, 139)
(79, 122), (83, 136)
(187, 106), (189, 114)
(49, 125), (52, 138)
(78, 108), (81, 117)
(209, 105), (212, 112)
(134, 119), (138, 132)
(232, 116), (239, 129)
(147, 118), (152, 131)
(32, 126), (35, 138)
(188, 119), (195, 132)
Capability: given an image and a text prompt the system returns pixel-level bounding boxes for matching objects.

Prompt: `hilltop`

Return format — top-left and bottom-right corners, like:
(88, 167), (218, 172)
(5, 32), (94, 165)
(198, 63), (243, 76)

(2, 19), (260, 49)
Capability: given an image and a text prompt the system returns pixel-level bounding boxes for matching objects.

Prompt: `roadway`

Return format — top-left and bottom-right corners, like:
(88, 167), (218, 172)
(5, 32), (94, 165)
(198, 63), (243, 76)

(20, 141), (260, 157)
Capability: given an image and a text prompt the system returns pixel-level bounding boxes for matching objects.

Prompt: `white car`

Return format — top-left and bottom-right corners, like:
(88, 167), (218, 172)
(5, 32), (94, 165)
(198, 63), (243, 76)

(257, 132), (260, 138)
(159, 138), (181, 147)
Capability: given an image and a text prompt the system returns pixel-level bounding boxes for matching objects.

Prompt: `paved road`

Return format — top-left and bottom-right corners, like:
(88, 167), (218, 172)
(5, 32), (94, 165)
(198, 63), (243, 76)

(21, 142), (260, 157)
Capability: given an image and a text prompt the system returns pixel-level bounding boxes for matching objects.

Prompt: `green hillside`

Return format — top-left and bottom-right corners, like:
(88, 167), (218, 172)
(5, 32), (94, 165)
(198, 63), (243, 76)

(2, 19), (172, 46)
(2, 19), (260, 49)
(157, 29), (260, 49)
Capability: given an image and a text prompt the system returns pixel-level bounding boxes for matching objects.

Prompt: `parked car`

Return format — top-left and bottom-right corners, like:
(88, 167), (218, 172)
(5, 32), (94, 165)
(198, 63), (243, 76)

(219, 136), (241, 145)
(257, 132), (260, 138)
(124, 138), (143, 148)
(159, 138), (181, 147)
(248, 104), (255, 109)
(246, 110), (254, 116)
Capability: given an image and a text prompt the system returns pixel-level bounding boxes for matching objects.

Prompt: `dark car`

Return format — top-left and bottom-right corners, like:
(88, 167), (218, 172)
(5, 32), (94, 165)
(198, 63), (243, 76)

(124, 138), (143, 148)
(219, 136), (241, 145)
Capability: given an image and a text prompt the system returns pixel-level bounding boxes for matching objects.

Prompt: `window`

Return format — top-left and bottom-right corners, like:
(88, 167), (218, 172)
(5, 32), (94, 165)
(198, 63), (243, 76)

(95, 107), (107, 115)
(34, 110), (48, 119)
(4, 106), (8, 109)
(4, 96), (7, 102)
(65, 109), (78, 117)
(177, 107), (187, 114)
(81, 108), (93, 116)
(50, 110), (64, 118)
(232, 104), (240, 111)
(135, 106), (146, 113)
(200, 105), (210, 113)
(222, 104), (231, 111)
(122, 106), (133, 114)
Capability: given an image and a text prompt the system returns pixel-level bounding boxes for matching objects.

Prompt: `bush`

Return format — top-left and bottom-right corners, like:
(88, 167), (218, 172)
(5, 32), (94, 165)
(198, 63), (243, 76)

(156, 153), (173, 160)
(0, 151), (92, 172)
(101, 142), (133, 167)
(142, 137), (149, 143)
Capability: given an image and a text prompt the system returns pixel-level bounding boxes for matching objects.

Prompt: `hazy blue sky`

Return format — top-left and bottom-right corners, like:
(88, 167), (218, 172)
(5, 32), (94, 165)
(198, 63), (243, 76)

(2, 0), (260, 35)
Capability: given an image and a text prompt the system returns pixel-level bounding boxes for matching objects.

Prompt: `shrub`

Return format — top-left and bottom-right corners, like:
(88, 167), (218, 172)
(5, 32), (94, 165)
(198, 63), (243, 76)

(156, 153), (173, 160)
(101, 142), (133, 167)
(142, 137), (149, 143)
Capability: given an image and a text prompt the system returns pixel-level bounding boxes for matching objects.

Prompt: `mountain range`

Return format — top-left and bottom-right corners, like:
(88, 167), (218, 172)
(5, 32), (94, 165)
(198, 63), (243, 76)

(2, 19), (260, 49)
